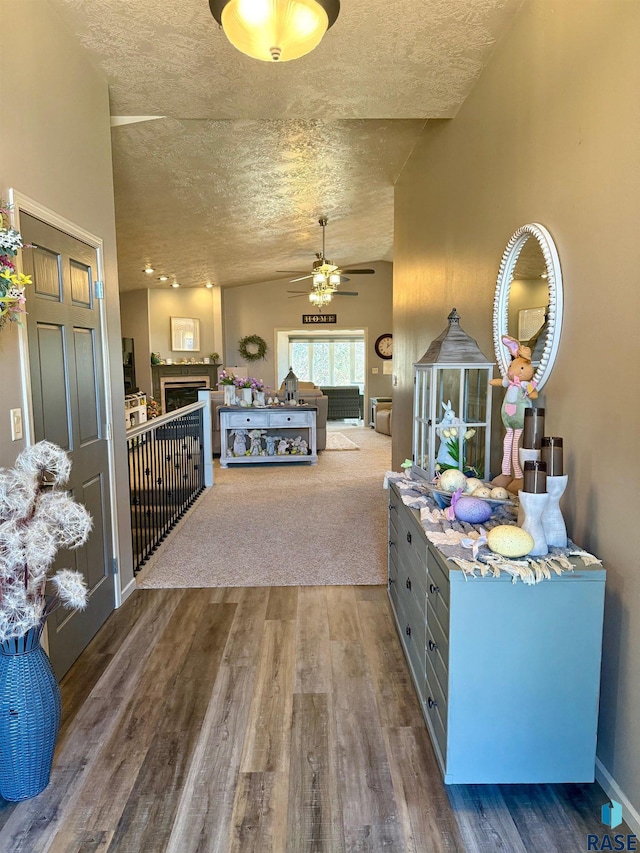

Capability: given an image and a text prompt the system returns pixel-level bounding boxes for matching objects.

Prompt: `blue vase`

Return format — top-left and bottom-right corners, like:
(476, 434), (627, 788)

(0, 624), (61, 802)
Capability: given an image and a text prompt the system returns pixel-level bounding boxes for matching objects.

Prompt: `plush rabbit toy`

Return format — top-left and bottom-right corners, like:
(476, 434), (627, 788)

(489, 335), (538, 488)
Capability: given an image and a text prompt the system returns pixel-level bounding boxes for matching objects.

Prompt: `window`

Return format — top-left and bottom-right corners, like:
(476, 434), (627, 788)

(289, 337), (364, 391)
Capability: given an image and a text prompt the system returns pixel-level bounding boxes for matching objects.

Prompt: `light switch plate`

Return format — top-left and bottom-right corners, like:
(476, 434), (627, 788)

(10, 408), (23, 441)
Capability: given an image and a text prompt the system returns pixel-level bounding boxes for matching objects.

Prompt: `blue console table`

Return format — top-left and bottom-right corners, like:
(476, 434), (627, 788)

(388, 481), (606, 784)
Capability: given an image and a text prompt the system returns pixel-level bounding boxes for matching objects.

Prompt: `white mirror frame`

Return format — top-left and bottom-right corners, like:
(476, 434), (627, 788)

(492, 223), (563, 391)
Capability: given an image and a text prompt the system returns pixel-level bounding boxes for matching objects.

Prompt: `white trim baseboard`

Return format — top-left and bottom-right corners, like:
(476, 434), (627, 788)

(119, 577), (137, 604)
(596, 757), (640, 837)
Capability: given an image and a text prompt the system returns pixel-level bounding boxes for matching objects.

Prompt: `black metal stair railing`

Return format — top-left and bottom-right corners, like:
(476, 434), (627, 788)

(126, 402), (206, 574)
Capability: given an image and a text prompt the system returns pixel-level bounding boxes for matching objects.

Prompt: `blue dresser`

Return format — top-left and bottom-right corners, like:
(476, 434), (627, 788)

(388, 481), (606, 784)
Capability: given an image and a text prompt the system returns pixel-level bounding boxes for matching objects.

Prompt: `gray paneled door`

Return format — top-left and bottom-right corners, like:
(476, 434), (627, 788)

(21, 212), (115, 680)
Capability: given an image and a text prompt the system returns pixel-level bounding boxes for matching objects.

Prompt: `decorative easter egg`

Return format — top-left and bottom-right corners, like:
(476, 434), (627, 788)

(472, 485), (493, 498)
(463, 477), (483, 494)
(438, 468), (467, 493)
(453, 496), (492, 524)
(490, 487), (510, 501)
(487, 525), (534, 558)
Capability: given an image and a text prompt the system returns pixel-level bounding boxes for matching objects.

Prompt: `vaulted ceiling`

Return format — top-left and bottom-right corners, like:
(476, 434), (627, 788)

(51, 0), (524, 291)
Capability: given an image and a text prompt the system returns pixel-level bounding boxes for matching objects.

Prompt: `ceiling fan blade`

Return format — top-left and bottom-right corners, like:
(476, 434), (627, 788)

(289, 274), (314, 283)
(277, 270), (308, 274)
(341, 269), (375, 274)
(287, 293), (307, 298)
(333, 291), (358, 297)
(287, 290), (309, 294)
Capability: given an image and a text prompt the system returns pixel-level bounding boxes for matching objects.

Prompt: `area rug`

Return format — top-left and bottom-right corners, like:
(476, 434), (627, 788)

(325, 431), (360, 451)
(136, 427), (389, 588)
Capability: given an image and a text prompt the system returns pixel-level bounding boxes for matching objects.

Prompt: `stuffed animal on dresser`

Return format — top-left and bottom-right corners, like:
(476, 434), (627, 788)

(489, 335), (538, 490)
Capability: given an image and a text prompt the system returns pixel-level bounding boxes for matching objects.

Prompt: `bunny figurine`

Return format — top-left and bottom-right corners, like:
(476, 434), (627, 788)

(436, 400), (460, 468)
(489, 335), (538, 489)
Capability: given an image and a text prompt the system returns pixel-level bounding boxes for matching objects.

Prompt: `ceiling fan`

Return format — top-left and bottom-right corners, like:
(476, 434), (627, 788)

(280, 217), (375, 306)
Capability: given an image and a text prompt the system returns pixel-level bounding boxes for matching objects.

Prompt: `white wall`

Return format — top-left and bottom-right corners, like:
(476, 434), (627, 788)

(148, 288), (219, 363)
(394, 0), (640, 825)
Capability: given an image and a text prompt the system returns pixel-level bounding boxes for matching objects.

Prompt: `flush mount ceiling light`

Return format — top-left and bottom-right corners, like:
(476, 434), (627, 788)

(171, 281), (181, 288)
(205, 282), (214, 288)
(143, 265), (155, 274)
(158, 275), (169, 282)
(209, 0), (340, 62)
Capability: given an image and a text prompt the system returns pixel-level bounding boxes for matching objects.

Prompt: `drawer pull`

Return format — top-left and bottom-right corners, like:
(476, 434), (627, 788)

(405, 624), (411, 637)
(405, 577), (412, 591)
(427, 696), (437, 709)
(406, 531), (412, 544)
(388, 577), (395, 585)
(428, 639), (437, 652)
(389, 539), (395, 548)
(429, 582), (439, 595)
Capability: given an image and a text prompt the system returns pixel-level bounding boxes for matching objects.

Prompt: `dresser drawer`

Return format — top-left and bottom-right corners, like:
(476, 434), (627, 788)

(225, 412), (268, 428)
(388, 508), (399, 551)
(388, 549), (400, 613)
(427, 598), (449, 667)
(426, 617), (449, 701)
(401, 604), (426, 702)
(424, 670), (448, 767)
(427, 548), (450, 606)
(426, 653), (448, 737)
(269, 411), (312, 427)
(427, 565), (449, 635)
(398, 559), (428, 615)
(398, 513), (428, 577)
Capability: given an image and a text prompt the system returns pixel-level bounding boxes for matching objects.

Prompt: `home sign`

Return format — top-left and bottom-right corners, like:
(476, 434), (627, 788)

(302, 314), (337, 324)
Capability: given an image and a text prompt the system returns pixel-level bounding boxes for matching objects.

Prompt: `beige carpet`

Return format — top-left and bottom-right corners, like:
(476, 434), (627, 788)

(137, 426), (391, 588)
(325, 431), (360, 450)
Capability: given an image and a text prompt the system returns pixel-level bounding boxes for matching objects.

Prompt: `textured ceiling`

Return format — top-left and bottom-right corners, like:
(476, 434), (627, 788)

(50, 0), (524, 291)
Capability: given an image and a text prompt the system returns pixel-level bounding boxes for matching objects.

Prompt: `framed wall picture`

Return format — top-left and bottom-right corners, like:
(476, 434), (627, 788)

(171, 317), (200, 351)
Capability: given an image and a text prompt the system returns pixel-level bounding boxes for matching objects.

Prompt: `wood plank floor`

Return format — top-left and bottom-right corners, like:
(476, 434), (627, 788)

(0, 586), (622, 852)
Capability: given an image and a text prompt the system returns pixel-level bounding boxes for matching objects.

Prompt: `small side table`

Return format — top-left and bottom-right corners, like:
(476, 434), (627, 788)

(369, 396), (392, 428)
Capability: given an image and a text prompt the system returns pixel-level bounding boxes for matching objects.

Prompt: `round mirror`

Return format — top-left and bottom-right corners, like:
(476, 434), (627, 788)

(492, 223), (563, 390)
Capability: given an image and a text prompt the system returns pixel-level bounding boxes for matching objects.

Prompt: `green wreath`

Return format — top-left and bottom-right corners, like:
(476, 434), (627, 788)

(238, 334), (267, 362)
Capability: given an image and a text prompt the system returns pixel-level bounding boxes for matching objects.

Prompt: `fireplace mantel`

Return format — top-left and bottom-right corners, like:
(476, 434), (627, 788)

(151, 363), (219, 405)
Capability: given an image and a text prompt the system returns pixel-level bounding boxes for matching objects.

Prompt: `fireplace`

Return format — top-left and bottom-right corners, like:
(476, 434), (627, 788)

(160, 376), (210, 413)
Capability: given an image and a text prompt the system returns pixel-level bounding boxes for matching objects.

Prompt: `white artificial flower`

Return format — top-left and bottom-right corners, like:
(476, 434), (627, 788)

(36, 491), (92, 548)
(0, 467), (38, 521)
(464, 428), (476, 439)
(24, 517), (57, 574)
(51, 570), (88, 611)
(0, 228), (23, 252)
(15, 440), (72, 487)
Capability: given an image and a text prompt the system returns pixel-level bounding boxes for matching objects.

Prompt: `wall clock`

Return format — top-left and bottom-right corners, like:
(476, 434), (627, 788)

(374, 333), (393, 360)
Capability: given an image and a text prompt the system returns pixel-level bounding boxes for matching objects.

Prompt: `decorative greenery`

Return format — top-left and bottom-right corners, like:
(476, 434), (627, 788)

(238, 334), (267, 362)
(209, 352), (220, 363)
(0, 200), (31, 329)
(436, 427), (481, 477)
(0, 442), (92, 641)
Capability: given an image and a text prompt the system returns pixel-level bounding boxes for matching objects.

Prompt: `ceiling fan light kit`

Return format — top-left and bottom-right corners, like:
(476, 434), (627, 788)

(209, 0), (340, 63)
(285, 217), (374, 308)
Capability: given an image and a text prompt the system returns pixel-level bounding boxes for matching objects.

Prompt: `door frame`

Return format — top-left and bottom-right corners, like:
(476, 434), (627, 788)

(8, 189), (123, 622)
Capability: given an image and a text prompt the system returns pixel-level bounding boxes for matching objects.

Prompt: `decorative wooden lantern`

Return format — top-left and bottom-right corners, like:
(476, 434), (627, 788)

(284, 366), (299, 402)
(413, 308), (493, 482)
